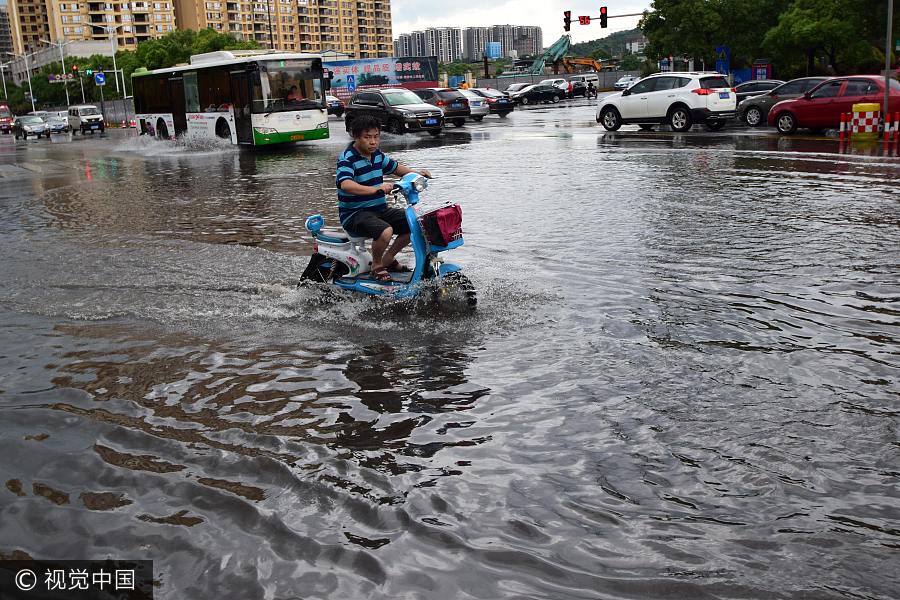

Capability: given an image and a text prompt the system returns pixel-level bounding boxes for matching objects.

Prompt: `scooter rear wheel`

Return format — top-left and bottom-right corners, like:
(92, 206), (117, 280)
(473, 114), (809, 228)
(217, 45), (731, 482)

(434, 272), (476, 310)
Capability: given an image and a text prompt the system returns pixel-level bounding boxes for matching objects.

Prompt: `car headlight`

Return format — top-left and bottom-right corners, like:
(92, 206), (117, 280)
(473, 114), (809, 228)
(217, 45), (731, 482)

(254, 127), (277, 134)
(316, 122), (328, 129)
(397, 109), (413, 117)
(24, 126), (33, 131)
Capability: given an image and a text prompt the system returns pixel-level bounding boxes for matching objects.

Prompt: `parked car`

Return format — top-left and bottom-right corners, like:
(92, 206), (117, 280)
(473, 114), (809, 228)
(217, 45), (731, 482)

(569, 73), (600, 90)
(458, 89), (489, 121)
(503, 83), (532, 96)
(768, 76), (900, 134)
(326, 95), (345, 117)
(344, 88), (444, 135)
(46, 115), (70, 134)
(68, 104), (104, 134)
(28, 110), (51, 121)
(510, 84), (563, 105)
(568, 80), (587, 98)
(470, 88), (515, 117)
(738, 76), (829, 126)
(733, 79), (784, 104)
(13, 115), (50, 139)
(613, 75), (639, 90)
(539, 78), (569, 95)
(412, 88), (471, 127)
(0, 102), (12, 133)
(597, 72), (736, 132)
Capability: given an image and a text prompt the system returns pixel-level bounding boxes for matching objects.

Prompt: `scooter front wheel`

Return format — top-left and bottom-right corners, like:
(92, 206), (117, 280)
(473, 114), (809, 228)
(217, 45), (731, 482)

(299, 253), (348, 284)
(434, 272), (476, 310)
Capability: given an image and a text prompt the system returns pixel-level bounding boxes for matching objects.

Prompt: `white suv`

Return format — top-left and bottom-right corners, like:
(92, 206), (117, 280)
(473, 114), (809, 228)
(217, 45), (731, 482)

(596, 72), (736, 132)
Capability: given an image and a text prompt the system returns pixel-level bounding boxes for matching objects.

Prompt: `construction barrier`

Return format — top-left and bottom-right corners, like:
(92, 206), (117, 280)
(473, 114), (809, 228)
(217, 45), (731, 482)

(850, 102), (881, 142)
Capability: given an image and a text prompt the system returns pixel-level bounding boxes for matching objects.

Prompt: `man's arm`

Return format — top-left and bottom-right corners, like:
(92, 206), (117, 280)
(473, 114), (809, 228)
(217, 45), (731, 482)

(340, 179), (394, 195)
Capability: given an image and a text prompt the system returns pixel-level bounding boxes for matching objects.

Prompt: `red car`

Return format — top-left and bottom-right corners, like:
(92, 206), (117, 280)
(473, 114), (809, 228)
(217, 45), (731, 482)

(0, 103), (13, 134)
(768, 76), (900, 134)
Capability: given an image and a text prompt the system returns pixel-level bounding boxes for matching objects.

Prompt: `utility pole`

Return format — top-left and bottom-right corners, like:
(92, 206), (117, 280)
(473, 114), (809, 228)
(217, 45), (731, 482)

(266, 0), (274, 50)
(42, 38), (70, 107)
(884, 0), (894, 129)
(1, 62), (7, 99)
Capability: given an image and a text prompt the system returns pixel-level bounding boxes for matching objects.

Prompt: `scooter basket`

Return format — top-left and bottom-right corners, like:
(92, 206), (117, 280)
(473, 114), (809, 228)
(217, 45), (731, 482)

(419, 204), (463, 246)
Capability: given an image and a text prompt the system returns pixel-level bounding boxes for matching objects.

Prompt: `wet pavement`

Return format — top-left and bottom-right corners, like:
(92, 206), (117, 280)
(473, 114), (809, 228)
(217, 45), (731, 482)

(1, 100), (898, 600)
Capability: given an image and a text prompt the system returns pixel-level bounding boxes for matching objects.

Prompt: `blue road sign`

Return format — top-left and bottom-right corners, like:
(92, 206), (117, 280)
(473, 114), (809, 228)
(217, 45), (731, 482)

(346, 74), (356, 92)
(94, 72), (106, 86)
(715, 46), (730, 76)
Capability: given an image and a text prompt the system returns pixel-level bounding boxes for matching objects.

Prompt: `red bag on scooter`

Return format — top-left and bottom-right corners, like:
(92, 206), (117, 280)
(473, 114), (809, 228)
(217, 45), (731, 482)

(422, 204), (462, 246)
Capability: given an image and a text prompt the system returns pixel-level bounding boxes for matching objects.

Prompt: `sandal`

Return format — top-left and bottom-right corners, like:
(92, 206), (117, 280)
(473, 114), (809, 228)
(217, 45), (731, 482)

(371, 265), (392, 281)
(386, 260), (411, 272)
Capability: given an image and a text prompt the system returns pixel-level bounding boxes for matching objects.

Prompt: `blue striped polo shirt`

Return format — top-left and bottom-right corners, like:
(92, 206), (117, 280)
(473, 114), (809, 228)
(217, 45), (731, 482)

(335, 143), (398, 226)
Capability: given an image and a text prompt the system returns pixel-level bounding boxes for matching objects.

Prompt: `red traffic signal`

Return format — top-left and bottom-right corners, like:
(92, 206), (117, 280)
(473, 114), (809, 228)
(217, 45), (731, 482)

(578, 16), (591, 25)
(72, 64), (79, 73)
(563, 10), (572, 32)
(599, 6), (608, 28)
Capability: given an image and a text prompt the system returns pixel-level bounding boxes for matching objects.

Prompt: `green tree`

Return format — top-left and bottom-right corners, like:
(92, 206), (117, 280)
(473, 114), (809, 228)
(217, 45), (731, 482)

(620, 52), (642, 71)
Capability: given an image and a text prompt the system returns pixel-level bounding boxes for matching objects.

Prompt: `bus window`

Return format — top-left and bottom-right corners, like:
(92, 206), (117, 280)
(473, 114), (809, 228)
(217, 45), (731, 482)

(253, 59), (323, 113)
(133, 74), (170, 113)
(198, 66), (231, 111)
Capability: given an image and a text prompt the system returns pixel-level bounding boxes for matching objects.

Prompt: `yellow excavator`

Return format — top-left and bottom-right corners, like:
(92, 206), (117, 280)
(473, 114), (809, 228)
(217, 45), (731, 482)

(560, 57), (616, 73)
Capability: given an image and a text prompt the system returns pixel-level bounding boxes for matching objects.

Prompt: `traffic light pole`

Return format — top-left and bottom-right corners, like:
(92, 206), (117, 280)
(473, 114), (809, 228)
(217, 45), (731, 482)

(78, 73), (85, 103)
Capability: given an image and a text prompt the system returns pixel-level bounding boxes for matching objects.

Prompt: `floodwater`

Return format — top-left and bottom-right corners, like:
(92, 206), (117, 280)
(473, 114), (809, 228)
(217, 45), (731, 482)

(1, 103), (898, 599)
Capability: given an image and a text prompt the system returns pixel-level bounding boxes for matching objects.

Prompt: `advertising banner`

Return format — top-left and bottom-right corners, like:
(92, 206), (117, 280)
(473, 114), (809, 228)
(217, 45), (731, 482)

(326, 56), (438, 101)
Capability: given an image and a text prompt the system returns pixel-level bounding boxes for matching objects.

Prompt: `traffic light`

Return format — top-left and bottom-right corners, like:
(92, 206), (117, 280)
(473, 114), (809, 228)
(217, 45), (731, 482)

(599, 6), (608, 28)
(563, 10), (571, 32)
(578, 16), (591, 25)
(72, 64), (79, 74)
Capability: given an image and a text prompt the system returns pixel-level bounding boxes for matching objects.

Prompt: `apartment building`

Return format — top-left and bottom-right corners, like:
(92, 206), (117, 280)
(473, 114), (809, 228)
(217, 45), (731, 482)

(7, 0), (175, 54)
(398, 24), (543, 62)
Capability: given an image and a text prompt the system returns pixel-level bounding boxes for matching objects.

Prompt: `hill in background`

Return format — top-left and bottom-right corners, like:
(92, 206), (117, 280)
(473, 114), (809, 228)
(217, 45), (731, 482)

(569, 28), (642, 58)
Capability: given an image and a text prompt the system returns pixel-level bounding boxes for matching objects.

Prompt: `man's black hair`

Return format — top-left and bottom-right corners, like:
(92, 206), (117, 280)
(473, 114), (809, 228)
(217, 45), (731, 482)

(350, 115), (382, 138)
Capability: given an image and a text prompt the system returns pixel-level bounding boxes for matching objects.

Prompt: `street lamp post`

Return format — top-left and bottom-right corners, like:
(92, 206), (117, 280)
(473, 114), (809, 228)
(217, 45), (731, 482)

(3, 51), (36, 112)
(89, 23), (123, 93)
(1, 62), (8, 99)
(884, 0), (894, 129)
(41, 38), (70, 107)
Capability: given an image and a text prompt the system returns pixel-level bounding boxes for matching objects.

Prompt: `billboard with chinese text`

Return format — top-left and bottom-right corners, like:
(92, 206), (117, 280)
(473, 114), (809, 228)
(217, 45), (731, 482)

(325, 57), (439, 101)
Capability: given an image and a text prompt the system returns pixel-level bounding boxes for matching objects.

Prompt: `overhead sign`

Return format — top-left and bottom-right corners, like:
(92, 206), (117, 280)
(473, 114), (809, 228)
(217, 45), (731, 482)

(715, 46), (730, 76)
(94, 72), (106, 86)
(47, 73), (75, 83)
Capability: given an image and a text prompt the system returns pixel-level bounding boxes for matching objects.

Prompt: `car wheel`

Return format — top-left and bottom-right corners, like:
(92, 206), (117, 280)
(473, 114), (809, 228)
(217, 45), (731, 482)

(472, 115), (484, 122)
(552, 95), (560, 103)
(638, 124), (655, 131)
(428, 129), (442, 136)
(498, 112), (510, 118)
(775, 112), (797, 135)
(387, 117), (404, 134)
(156, 119), (169, 140)
(521, 96), (530, 105)
(452, 118), (465, 127)
(668, 106), (693, 132)
(344, 115), (353, 133)
(335, 109), (344, 118)
(704, 121), (726, 131)
(599, 107), (622, 131)
(215, 119), (231, 139)
(744, 106), (763, 127)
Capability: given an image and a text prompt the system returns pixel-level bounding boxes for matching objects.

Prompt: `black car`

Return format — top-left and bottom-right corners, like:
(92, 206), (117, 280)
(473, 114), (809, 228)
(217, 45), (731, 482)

(470, 88), (515, 117)
(510, 84), (562, 105)
(568, 80), (587, 98)
(12, 115), (50, 139)
(737, 76), (829, 126)
(412, 88), (471, 127)
(344, 88), (444, 135)
(326, 95), (345, 118)
(734, 79), (784, 104)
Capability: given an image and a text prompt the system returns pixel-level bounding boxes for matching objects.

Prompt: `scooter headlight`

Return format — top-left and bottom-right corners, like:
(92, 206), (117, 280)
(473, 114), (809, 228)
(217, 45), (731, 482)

(412, 175), (428, 192)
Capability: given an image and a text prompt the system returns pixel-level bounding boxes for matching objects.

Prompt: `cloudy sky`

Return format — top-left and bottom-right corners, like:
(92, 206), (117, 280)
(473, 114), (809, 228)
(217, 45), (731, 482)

(391, 0), (651, 45)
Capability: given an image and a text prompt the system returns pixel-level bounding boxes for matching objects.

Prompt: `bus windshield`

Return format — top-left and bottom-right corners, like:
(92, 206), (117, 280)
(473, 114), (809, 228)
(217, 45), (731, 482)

(254, 59), (324, 113)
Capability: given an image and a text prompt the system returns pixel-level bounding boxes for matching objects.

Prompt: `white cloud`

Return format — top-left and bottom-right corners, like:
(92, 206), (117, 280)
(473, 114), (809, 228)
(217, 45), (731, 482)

(390, 0), (650, 46)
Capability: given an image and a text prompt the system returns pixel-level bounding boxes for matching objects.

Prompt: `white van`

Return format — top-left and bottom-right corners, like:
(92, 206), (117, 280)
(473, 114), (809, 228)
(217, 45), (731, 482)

(68, 104), (105, 134)
(570, 74), (600, 87)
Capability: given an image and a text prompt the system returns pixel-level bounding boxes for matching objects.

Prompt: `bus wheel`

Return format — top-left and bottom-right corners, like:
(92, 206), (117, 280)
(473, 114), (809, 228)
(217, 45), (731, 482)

(156, 119), (169, 140)
(215, 119), (231, 139)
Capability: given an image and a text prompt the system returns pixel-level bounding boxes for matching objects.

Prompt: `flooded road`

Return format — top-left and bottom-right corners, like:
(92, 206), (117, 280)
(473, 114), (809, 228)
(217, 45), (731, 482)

(1, 102), (898, 599)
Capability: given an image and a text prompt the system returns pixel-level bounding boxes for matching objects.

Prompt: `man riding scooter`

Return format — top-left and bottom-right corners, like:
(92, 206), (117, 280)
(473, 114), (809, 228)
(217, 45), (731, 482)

(336, 115), (432, 282)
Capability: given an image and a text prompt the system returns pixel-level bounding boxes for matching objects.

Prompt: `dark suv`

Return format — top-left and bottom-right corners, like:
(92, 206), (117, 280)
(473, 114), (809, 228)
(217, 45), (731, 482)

(344, 88), (444, 135)
(412, 88), (471, 127)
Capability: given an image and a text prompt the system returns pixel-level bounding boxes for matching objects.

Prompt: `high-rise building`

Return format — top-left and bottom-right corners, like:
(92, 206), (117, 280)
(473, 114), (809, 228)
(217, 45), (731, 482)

(0, 2), (14, 58)
(399, 24), (543, 62)
(7, 0), (176, 55)
(394, 26), (460, 62)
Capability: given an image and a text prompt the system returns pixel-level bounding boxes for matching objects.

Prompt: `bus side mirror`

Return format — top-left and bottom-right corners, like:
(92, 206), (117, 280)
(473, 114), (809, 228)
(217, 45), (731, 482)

(324, 79), (331, 91)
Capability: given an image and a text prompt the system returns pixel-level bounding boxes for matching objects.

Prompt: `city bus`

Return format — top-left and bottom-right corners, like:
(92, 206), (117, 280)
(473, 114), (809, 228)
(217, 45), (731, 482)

(132, 50), (331, 146)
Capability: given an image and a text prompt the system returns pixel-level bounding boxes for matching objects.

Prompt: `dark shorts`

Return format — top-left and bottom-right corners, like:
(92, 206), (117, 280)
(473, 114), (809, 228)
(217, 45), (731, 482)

(344, 207), (410, 239)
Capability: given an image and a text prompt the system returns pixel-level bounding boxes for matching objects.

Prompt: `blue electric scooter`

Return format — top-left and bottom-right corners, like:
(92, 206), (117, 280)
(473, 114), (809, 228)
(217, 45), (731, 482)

(300, 172), (476, 308)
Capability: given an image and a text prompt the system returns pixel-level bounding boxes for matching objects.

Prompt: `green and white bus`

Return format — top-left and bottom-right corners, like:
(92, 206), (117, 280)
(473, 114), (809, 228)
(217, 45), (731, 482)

(132, 50), (331, 146)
